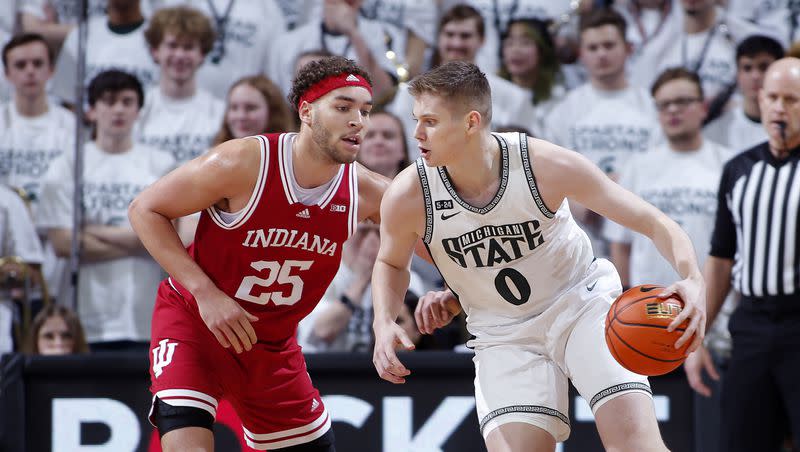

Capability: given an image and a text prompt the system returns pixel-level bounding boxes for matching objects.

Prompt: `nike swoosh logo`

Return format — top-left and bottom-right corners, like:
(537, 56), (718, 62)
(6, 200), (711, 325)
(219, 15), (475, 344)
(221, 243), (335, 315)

(440, 211), (461, 220)
(640, 286), (660, 292)
(586, 281), (597, 291)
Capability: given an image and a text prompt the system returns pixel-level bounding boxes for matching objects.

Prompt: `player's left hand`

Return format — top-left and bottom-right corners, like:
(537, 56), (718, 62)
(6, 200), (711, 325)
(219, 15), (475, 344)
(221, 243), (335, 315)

(372, 320), (415, 384)
(659, 275), (706, 354)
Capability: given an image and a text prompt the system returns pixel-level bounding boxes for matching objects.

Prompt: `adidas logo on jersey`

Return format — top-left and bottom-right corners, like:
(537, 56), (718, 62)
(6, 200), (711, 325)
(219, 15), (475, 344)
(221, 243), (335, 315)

(311, 398), (320, 411)
(296, 208), (311, 219)
(346, 74), (359, 82)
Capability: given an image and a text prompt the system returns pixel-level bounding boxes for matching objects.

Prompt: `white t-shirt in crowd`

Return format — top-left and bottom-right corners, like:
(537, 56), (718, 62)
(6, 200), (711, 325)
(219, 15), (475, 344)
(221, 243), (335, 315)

(37, 141), (175, 343)
(387, 73), (537, 159)
(604, 140), (733, 286)
(135, 87), (225, 165)
(0, 102), (76, 308)
(0, 101), (76, 211)
(704, 107), (768, 152)
(652, 10), (774, 102)
(544, 83), (661, 175)
(440, 0), (573, 75)
(603, 139), (737, 354)
(155, 0), (285, 99)
(53, 16), (159, 104)
(266, 17), (399, 98)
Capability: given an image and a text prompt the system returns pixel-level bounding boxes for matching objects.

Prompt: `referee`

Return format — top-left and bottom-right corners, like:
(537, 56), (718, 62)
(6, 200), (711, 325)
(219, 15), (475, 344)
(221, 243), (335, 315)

(687, 57), (800, 452)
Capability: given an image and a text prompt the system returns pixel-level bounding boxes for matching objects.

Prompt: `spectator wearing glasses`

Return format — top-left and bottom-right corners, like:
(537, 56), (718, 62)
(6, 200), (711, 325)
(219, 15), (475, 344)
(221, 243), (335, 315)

(607, 67), (731, 291)
(604, 67), (733, 452)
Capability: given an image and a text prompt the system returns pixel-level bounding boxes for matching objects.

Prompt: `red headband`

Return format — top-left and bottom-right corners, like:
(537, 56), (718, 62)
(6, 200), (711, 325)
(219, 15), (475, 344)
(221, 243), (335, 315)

(297, 73), (372, 110)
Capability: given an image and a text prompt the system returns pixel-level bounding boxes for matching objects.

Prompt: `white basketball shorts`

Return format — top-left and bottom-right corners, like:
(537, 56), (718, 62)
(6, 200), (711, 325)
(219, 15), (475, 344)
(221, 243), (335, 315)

(473, 259), (651, 442)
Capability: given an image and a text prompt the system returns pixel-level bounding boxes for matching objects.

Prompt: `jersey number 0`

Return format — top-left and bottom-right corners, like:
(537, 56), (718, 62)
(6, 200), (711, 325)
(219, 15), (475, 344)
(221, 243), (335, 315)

(235, 260), (313, 306)
(495, 268), (531, 305)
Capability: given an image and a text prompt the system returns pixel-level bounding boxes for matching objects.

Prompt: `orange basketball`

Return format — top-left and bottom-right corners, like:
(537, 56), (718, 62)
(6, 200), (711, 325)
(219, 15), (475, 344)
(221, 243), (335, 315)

(605, 284), (691, 376)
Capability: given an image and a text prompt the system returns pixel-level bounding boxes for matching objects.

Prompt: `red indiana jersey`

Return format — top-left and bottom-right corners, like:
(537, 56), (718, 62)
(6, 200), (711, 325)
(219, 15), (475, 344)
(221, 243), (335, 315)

(169, 133), (358, 344)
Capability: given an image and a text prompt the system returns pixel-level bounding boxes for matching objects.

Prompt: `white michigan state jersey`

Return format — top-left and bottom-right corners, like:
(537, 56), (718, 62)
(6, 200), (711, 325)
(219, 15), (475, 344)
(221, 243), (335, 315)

(418, 133), (595, 329)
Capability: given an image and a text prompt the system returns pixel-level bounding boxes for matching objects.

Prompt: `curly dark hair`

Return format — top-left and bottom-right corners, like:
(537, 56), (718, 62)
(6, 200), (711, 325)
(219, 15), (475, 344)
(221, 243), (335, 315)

(288, 56), (372, 111)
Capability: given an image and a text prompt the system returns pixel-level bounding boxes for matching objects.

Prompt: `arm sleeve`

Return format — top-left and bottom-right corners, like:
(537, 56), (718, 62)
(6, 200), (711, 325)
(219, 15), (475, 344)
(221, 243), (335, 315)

(709, 165), (737, 258)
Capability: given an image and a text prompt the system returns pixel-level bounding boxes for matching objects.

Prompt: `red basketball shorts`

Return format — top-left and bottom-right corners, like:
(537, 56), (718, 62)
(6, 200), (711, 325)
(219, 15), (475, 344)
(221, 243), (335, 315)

(148, 280), (330, 450)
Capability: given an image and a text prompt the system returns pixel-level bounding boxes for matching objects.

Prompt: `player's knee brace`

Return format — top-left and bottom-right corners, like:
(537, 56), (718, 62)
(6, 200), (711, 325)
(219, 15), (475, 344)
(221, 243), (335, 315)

(152, 397), (215, 437)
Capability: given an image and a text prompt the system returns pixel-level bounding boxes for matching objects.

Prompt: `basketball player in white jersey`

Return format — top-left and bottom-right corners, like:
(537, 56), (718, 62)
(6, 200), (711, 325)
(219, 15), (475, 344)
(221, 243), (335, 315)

(371, 61), (707, 451)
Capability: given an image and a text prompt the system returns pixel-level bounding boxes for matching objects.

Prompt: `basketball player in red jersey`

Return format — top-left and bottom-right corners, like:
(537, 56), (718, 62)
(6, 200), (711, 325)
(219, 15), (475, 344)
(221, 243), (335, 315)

(128, 56), (383, 452)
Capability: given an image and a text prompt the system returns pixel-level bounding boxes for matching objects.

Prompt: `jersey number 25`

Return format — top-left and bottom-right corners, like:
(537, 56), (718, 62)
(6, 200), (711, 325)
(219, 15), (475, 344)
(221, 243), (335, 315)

(235, 260), (313, 306)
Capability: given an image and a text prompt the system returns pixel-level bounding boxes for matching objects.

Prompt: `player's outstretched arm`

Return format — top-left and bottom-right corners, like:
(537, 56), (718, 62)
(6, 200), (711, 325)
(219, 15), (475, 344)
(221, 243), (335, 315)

(128, 138), (261, 353)
(371, 166), (424, 384)
(532, 137), (706, 354)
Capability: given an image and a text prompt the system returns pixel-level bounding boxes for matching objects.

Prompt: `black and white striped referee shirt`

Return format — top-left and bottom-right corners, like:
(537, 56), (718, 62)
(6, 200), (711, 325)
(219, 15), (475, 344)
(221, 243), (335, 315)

(710, 143), (800, 297)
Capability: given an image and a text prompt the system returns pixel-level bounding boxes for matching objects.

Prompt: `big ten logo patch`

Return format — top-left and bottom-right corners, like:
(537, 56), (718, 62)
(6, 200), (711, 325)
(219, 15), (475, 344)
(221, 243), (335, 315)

(435, 200), (454, 210)
(152, 339), (178, 378)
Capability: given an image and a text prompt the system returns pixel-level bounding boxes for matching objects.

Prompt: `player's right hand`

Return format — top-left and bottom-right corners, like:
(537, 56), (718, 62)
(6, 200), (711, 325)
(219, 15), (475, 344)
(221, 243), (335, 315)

(196, 288), (259, 354)
(415, 290), (461, 335)
(683, 345), (719, 397)
(372, 320), (415, 384)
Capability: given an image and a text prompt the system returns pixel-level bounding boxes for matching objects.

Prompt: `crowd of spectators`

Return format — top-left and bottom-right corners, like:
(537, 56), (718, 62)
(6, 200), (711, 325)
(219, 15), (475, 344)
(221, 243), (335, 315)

(0, 1), (799, 448)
